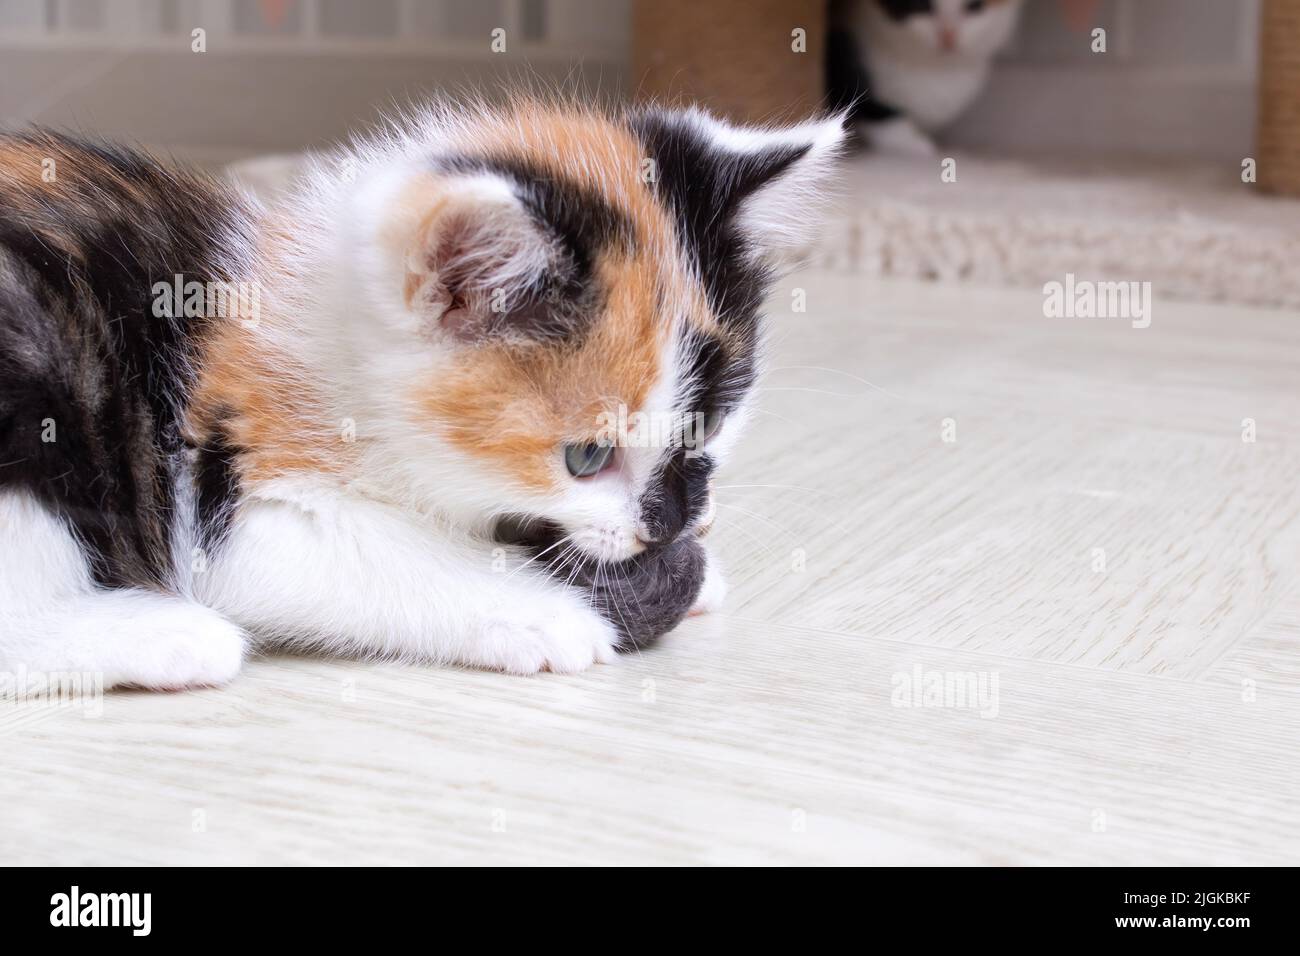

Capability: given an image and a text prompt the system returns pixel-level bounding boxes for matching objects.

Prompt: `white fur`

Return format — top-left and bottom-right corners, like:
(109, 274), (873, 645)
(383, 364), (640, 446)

(868, 115), (940, 157)
(0, 490), (245, 690)
(191, 478), (618, 674)
(689, 546), (728, 616)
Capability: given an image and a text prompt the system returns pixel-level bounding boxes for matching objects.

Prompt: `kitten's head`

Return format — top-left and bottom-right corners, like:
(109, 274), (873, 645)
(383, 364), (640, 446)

(332, 100), (844, 563)
(866, 0), (1023, 57)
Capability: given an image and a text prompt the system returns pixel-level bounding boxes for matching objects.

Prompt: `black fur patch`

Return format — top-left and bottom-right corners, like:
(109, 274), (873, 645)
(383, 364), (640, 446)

(638, 448), (714, 548)
(677, 327), (757, 421)
(193, 410), (243, 554)
(628, 109), (809, 329)
(579, 536), (705, 649)
(495, 516), (705, 650)
(878, 0), (937, 19)
(0, 129), (252, 587)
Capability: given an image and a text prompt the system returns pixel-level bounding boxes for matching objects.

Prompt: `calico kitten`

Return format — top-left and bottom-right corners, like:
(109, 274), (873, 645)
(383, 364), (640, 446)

(828, 0), (1024, 155)
(0, 100), (844, 689)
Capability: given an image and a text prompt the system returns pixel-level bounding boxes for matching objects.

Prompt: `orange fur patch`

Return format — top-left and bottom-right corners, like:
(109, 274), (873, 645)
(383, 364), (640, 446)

(415, 251), (672, 491)
(0, 133), (161, 218)
(189, 325), (347, 485)
(0, 138), (84, 265)
(0, 140), (46, 198)
(188, 216), (352, 485)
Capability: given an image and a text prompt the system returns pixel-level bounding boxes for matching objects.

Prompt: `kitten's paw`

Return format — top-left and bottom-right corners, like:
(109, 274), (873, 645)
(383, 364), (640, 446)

(689, 548), (727, 616)
(115, 604), (246, 691)
(466, 595), (619, 675)
(868, 117), (938, 158)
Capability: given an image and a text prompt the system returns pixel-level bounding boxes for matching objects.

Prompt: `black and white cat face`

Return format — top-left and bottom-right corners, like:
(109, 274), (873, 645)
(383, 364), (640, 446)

(867, 0), (1024, 58)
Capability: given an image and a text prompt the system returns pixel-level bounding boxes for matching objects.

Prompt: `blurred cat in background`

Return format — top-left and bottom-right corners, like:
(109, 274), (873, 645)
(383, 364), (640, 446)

(828, 0), (1026, 155)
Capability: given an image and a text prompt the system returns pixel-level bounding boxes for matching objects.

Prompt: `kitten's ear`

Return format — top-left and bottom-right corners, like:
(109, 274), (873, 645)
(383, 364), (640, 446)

(702, 111), (849, 255)
(396, 173), (561, 342)
(634, 107), (848, 258)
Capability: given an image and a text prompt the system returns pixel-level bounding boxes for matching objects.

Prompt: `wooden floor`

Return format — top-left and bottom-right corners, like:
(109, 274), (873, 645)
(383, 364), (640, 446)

(4, 273), (1299, 865)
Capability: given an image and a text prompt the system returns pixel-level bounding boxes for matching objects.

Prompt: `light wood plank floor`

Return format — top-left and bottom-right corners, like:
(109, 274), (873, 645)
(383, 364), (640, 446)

(3, 273), (1298, 865)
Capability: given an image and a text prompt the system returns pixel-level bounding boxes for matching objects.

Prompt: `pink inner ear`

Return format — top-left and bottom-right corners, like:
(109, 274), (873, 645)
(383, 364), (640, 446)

(403, 185), (557, 342)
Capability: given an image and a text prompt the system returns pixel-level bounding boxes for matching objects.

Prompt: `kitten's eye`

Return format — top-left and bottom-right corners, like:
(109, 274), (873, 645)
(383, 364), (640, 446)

(965, 0), (985, 11)
(564, 442), (615, 478)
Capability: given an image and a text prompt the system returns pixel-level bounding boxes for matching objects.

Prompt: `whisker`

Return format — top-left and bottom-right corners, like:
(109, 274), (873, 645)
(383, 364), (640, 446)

(714, 500), (800, 538)
(711, 515), (781, 557)
(596, 562), (636, 645)
(762, 364), (904, 400)
(714, 490), (832, 519)
(712, 482), (836, 499)
(754, 385), (882, 400)
(501, 533), (572, 582)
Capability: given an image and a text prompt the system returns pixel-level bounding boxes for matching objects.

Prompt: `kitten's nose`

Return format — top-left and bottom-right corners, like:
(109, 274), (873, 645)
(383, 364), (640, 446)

(938, 24), (958, 53)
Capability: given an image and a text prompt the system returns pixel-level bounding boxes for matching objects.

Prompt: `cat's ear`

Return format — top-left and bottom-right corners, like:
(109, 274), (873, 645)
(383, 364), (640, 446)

(698, 111), (849, 255)
(634, 107), (848, 259)
(394, 173), (562, 342)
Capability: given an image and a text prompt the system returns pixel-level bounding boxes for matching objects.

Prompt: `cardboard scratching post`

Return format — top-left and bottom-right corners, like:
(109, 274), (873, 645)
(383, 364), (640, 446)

(1258, 0), (1300, 196)
(631, 0), (827, 124)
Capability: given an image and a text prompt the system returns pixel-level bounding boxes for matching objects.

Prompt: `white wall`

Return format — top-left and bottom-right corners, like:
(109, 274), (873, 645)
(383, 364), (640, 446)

(0, 0), (631, 163)
(945, 0), (1262, 161)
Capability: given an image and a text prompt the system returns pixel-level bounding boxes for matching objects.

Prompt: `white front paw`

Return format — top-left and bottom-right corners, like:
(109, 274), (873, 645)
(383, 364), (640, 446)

(689, 548), (727, 616)
(464, 593), (618, 675)
(117, 606), (246, 690)
(868, 117), (938, 158)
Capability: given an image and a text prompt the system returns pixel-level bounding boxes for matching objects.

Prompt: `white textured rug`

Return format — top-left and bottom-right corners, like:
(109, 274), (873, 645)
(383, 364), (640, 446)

(227, 150), (1300, 310)
(801, 152), (1300, 311)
